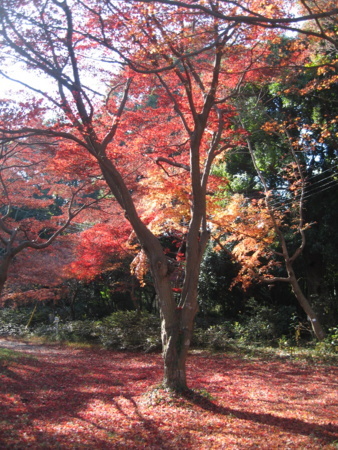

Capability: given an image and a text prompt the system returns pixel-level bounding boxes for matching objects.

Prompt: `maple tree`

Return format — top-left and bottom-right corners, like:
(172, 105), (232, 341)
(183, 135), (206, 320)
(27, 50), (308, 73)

(212, 91), (335, 341)
(0, 128), (101, 299)
(0, 0), (337, 391)
(216, 142), (326, 340)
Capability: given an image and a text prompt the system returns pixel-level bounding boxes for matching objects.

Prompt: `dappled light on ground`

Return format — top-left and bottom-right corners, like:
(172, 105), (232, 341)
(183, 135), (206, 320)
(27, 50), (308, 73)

(0, 341), (337, 448)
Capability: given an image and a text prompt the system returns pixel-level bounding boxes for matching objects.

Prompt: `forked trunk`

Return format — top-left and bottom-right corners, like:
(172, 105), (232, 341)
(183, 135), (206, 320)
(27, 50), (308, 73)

(97, 152), (203, 391)
(148, 251), (199, 391)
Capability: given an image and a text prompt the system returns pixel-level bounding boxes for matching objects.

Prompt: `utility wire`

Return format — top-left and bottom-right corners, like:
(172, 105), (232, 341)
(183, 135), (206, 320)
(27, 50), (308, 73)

(268, 179), (338, 212)
(265, 167), (338, 210)
(305, 163), (338, 180)
(268, 176), (337, 209)
(224, 163), (338, 212)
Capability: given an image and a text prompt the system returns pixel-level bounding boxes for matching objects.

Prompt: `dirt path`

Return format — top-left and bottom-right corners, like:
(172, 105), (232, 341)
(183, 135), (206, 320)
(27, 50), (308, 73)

(0, 337), (66, 354)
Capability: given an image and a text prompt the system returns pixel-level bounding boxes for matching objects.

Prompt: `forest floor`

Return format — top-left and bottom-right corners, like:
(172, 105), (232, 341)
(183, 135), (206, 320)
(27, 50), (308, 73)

(0, 338), (337, 449)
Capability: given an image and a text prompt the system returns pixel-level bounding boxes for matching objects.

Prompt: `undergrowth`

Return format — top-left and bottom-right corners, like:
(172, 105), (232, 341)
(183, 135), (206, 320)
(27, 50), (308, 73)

(0, 308), (337, 364)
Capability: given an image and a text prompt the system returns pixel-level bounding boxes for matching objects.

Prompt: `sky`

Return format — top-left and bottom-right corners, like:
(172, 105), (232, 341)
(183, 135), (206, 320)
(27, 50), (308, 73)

(0, 64), (55, 98)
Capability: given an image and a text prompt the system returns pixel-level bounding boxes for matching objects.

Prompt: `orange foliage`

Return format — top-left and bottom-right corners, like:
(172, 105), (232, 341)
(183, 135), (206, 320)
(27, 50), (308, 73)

(213, 194), (281, 289)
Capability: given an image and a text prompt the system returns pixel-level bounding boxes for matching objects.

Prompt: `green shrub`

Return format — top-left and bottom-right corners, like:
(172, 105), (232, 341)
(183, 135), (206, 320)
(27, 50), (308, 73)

(193, 323), (235, 350)
(0, 305), (52, 331)
(95, 311), (161, 352)
(315, 326), (338, 355)
(0, 308), (32, 326)
(0, 308), (31, 336)
(233, 299), (297, 345)
(0, 322), (27, 337)
(31, 320), (97, 343)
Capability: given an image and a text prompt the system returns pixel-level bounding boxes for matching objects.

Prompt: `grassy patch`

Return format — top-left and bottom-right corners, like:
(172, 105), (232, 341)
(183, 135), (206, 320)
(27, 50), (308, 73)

(191, 342), (338, 365)
(0, 347), (33, 364)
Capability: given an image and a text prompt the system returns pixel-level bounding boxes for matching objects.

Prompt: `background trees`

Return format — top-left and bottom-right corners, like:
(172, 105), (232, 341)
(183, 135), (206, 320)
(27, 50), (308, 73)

(0, 129), (96, 298)
(210, 25), (338, 340)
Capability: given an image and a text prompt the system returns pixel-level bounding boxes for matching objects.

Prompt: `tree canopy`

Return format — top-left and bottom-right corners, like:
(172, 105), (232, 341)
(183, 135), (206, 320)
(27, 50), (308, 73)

(0, 0), (337, 390)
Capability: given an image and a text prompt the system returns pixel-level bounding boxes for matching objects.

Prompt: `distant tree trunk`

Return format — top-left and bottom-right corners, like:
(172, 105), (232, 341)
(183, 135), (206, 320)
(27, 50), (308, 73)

(286, 263), (326, 340)
(0, 275), (7, 298)
(130, 276), (141, 312)
(303, 249), (329, 325)
(0, 256), (11, 298)
(69, 285), (78, 321)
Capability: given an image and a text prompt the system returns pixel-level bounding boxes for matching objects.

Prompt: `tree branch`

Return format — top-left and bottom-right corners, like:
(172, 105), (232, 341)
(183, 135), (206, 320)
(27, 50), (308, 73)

(101, 78), (132, 149)
(156, 156), (190, 172)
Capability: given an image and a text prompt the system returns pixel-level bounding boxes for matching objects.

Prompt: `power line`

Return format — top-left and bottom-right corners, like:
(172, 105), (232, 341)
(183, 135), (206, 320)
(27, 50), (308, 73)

(224, 163), (338, 211)
(266, 168), (338, 210)
(268, 178), (337, 208)
(268, 179), (338, 212)
(305, 165), (338, 182)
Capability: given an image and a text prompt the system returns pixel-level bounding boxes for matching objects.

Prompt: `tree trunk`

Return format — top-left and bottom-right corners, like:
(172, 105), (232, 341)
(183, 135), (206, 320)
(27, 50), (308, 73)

(161, 311), (190, 391)
(161, 293), (198, 391)
(148, 257), (193, 391)
(0, 257), (11, 298)
(0, 277), (6, 298)
(303, 249), (329, 325)
(287, 265), (326, 340)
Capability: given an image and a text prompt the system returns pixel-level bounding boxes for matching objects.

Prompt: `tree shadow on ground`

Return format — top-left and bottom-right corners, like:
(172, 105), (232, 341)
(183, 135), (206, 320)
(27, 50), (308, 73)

(0, 346), (166, 447)
(182, 389), (338, 444)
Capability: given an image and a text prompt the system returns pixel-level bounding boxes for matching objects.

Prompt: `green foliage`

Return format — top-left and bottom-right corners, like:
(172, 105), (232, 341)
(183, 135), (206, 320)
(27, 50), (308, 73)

(198, 246), (243, 318)
(0, 297), (333, 353)
(32, 320), (97, 343)
(0, 308), (33, 336)
(1, 310), (162, 352)
(315, 326), (338, 355)
(193, 323), (234, 350)
(0, 309), (161, 351)
(0, 308), (32, 326)
(95, 311), (161, 352)
(194, 297), (298, 349)
(238, 298), (297, 344)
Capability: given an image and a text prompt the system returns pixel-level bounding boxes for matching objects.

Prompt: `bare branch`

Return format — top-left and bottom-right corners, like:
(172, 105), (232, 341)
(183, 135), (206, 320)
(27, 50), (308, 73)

(156, 156), (190, 172)
(101, 78), (132, 149)
(259, 275), (291, 283)
(156, 73), (192, 135)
